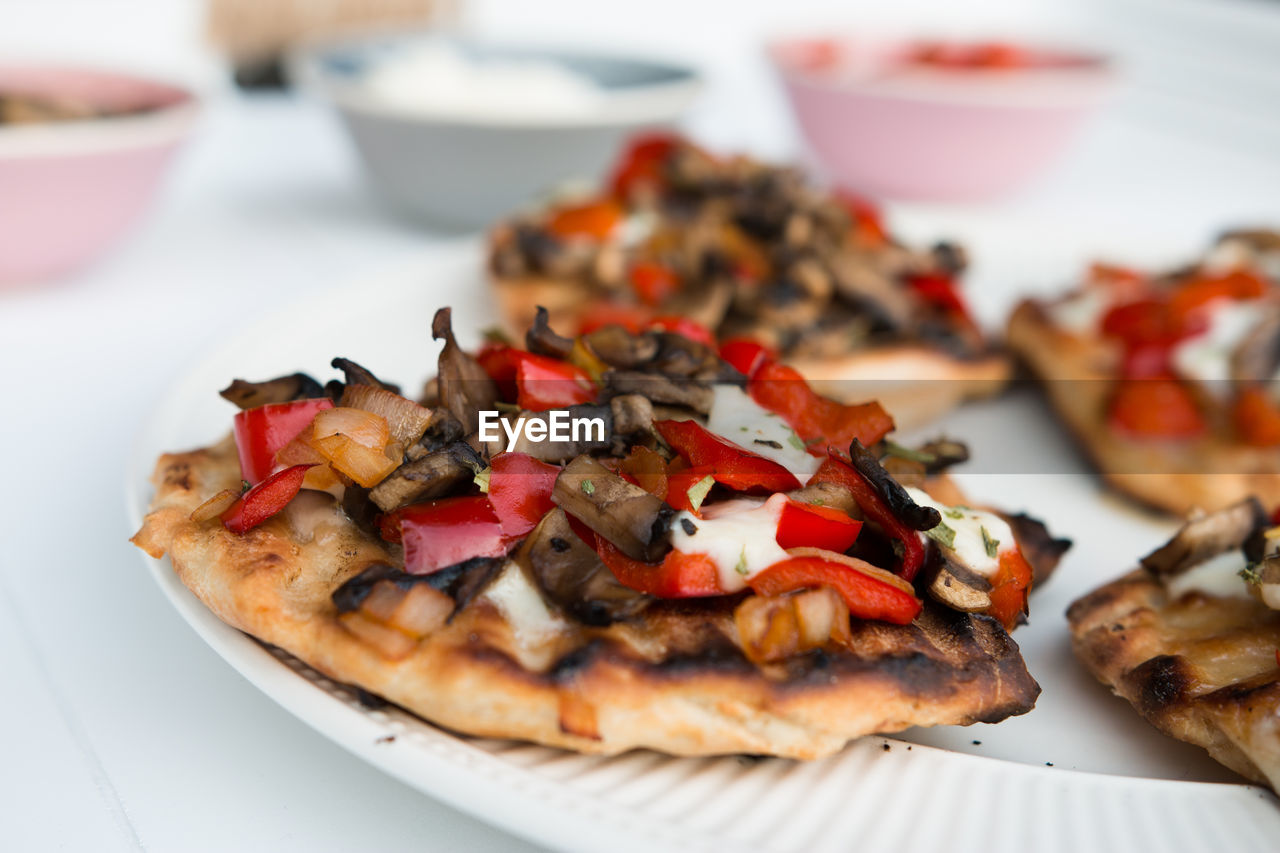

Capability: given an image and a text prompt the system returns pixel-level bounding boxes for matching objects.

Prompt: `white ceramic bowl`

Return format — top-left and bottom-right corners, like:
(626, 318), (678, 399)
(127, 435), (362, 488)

(292, 34), (701, 229)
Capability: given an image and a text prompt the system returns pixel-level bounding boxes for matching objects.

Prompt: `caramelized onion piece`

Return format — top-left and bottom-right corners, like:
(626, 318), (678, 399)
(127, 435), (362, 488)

(338, 579), (454, 660)
(340, 384), (433, 450)
(734, 588), (851, 664)
(190, 488), (240, 523)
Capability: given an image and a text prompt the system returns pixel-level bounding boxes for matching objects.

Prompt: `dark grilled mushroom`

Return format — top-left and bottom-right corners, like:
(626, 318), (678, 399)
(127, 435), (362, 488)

(517, 508), (651, 626)
(552, 455), (673, 563)
(649, 332), (737, 381)
(368, 441), (484, 513)
(526, 306), (574, 359)
(408, 409), (467, 458)
(331, 357), (400, 394)
(609, 394), (654, 436)
(1004, 512), (1072, 587)
(829, 253), (916, 331)
(848, 440), (941, 531)
(432, 307), (499, 436)
(1141, 497), (1267, 577)
(603, 371), (714, 415)
(219, 373), (325, 409)
(582, 325), (660, 368)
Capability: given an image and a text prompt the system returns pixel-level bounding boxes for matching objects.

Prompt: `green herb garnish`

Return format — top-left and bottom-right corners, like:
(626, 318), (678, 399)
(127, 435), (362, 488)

(240, 480), (251, 493)
(1241, 565), (1262, 585)
(944, 508), (964, 520)
(735, 548), (749, 576)
(982, 525), (999, 558)
(493, 401), (521, 415)
(473, 467), (491, 493)
(686, 475), (715, 512)
(581, 479), (595, 496)
(787, 433), (807, 452)
(481, 327), (514, 345)
(924, 521), (957, 550)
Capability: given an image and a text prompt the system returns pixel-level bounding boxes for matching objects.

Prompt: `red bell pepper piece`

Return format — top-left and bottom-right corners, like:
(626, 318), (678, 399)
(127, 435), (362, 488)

(546, 198), (624, 241)
(649, 316), (717, 348)
(655, 419), (801, 492)
(487, 452), (560, 537)
(397, 496), (510, 575)
(986, 549), (1033, 630)
(1168, 269), (1267, 327)
(595, 535), (724, 598)
(776, 499), (863, 552)
(1108, 378), (1205, 440)
(629, 261), (680, 306)
(233, 398), (333, 484)
(837, 192), (888, 246)
(810, 455), (927, 580)
(1234, 388), (1280, 447)
(664, 467), (718, 513)
(748, 362), (894, 451)
(221, 464), (313, 534)
(748, 556), (921, 625)
(908, 273), (974, 325)
(514, 351), (597, 411)
(609, 133), (680, 198)
(476, 343), (521, 401)
(718, 338), (774, 378)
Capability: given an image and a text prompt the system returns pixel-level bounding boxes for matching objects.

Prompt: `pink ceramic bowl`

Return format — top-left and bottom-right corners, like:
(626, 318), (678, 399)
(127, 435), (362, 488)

(0, 64), (197, 286)
(769, 37), (1117, 201)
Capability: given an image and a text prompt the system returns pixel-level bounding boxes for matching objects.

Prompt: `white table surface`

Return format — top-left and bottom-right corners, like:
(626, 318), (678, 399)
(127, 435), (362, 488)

(5, 3), (1280, 850)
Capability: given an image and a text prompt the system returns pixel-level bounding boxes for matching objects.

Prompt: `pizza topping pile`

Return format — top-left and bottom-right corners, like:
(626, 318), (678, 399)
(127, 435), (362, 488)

(208, 307), (1065, 665)
(1139, 496), (1280, 611)
(489, 133), (985, 361)
(1045, 229), (1280, 444)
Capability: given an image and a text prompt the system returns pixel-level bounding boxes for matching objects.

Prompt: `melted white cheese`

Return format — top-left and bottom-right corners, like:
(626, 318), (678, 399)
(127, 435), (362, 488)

(1260, 584), (1280, 610)
(1047, 287), (1111, 336)
(1171, 299), (1263, 390)
(669, 494), (790, 592)
(905, 487), (1014, 578)
(482, 563), (567, 647)
(704, 385), (820, 484)
(1165, 550), (1254, 601)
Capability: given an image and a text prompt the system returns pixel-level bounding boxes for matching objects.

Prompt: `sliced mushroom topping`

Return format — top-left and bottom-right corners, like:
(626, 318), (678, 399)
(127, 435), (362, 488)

(368, 441), (483, 513)
(409, 409), (467, 458)
(432, 307), (499, 436)
(525, 306), (574, 359)
(926, 558), (993, 613)
(604, 371), (714, 415)
(517, 508), (650, 626)
(219, 373), (325, 409)
(848, 440), (941, 532)
(582, 324), (660, 368)
(930, 241), (968, 276)
(331, 357), (400, 393)
(609, 394), (654, 436)
(785, 481), (859, 517)
(1141, 497), (1267, 577)
(828, 252), (916, 331)
(649, 332), (737, 381)
(662, 278), (734, 333)
(552, 455), (673, 563)
(1004, 512), (1072, 587)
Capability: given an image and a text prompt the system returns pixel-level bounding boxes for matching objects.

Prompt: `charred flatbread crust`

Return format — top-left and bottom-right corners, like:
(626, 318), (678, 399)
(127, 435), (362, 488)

(134, 436), (1040, 759)
(1008, 300), (1280, 515)
(1068, 569), (1280, 789)
(494, 274), (1010, 432)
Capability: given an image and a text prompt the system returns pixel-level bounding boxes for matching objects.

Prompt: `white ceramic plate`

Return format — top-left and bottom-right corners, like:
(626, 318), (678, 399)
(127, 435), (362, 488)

(128, 237), (1280, 852)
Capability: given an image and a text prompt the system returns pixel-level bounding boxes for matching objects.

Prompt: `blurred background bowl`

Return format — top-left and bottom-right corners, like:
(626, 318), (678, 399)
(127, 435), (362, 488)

(0, 63), (196, 286)
(292, 32), (701, 230)
(770, 36), (1117, 201)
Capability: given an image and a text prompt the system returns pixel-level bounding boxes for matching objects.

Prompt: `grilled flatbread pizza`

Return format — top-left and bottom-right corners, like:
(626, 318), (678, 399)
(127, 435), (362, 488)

(488, 135), (1009, 429)
(1068, 497), (1280, 790)
(133, 308), (1068, 758)
(1008, 228), (1280, 515)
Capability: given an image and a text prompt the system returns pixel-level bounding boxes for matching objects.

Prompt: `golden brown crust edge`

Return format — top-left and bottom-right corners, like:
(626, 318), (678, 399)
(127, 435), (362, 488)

(1007, 300), (1280, 516)
(133, 437), (1040, 759)
(492, 273), (1012, 432)
(1067, 569), (1280, 790)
